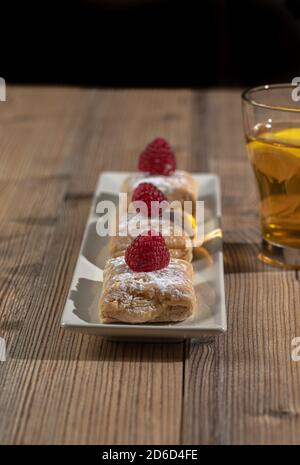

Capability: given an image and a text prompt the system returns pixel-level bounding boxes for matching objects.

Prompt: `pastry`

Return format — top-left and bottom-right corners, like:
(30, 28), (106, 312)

(99, 256), (196, 324)
(109, 212), (193, 262)
(121, 170), (198, 209)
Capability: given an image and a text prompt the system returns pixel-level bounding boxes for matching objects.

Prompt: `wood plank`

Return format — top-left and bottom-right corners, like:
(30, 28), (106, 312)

(182, 90), (300, 444)
(183, 271), (300, 444)
(0, 87), (194, 444)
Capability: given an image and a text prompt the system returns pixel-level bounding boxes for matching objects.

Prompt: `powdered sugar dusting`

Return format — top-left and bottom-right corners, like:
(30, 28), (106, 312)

(117, 213), (176, 237)
(105, 256), (193, 304)
(127, 170), (194, 194)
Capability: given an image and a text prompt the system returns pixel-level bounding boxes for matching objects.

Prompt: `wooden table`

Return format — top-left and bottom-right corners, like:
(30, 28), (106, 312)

(0, 86), (300, 445)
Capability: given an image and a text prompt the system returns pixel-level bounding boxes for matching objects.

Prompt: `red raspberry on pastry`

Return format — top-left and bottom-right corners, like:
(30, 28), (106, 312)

(125, 230), (170, 272)
(132, 182), (167, 217)
(138, 138), (176, 176)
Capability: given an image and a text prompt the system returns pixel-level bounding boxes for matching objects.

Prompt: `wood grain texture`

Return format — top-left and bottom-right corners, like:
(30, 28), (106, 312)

(0, 87), (300, 444)
(182, 91), (300, 445)
(0, 87), (192, 445)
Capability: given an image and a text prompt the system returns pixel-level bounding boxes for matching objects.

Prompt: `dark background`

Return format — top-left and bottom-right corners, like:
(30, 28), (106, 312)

(2, 0), (300, 87)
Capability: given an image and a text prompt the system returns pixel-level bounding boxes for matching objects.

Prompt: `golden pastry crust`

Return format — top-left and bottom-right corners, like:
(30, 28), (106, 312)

(109, 213), (193, 262)
(99, 257), (196, 324)
(121, 170), (198, 206)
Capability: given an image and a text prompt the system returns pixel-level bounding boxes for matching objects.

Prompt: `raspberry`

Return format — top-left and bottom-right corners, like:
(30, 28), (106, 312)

(125, 231), (170, 272)
(132, 182), (167, 217)
(138, 138), (176, 176)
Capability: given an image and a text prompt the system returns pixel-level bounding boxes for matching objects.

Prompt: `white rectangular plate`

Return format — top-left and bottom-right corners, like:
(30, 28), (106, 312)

(61, 172), (226, 340)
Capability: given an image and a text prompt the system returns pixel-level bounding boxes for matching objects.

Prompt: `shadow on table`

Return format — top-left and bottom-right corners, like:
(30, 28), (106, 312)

(3, 266), (217, 364)
(223, 241), (284, 274)
(11, 333), (187, 363)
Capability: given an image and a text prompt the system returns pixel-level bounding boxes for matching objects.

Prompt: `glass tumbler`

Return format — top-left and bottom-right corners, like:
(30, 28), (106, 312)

(242, 83), (300, 268)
